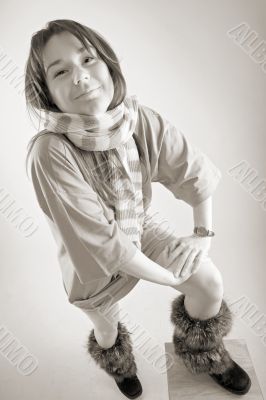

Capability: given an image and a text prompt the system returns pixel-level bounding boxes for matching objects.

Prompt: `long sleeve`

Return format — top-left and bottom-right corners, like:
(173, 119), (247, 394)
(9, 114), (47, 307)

(141, 105), (222, 207)
(29, 134), (138, 284)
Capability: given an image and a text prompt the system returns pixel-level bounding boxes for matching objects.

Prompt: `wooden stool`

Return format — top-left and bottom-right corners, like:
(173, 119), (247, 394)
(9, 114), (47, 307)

(165, 338), (264, 399)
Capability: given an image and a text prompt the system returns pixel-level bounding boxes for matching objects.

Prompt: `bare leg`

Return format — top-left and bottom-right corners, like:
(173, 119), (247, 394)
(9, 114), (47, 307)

(171, 256), (224, 320)
(184, 295), (223, 320)
(81, 302), (120, 349)
(94, 327), (119, 349)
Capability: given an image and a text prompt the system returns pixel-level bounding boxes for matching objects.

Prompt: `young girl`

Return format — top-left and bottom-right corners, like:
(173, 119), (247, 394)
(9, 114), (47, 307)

(25, 19), (251, 398)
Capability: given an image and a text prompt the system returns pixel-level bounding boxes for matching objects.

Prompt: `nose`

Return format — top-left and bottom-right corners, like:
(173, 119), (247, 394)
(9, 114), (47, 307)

(73, 68), (90, 86)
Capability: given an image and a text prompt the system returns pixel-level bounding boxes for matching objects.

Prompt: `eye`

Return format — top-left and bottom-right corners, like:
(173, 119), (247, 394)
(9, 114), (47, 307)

(54, 57), (94, 78)
(84, 56), (94, 63)
(54, 70), (66, 78)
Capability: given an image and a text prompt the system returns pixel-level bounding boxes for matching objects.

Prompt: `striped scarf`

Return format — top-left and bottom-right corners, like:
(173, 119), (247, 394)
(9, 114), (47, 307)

(43, 95), (138, 151)
(86, 137), (144, 249)
(42, 94), (144, 249)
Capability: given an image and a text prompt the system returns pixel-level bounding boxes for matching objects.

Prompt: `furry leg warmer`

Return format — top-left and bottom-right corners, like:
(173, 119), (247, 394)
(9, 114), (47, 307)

(87, 321), (137, 383)
(170, 294), (235, 375)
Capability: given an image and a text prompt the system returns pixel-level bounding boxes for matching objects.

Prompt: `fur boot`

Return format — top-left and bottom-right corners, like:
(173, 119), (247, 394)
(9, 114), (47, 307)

(170, 294), (251, 395)
(87, 321), (143, 399)
(170, 294), (235, 375)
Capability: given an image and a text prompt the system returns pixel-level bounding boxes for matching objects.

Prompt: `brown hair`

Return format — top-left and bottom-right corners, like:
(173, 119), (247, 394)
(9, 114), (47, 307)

(24, 19), (147, 204)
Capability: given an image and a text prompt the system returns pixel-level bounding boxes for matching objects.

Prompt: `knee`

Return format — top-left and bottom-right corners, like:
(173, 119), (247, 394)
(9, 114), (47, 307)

(94, 327), (119, 349)
(181, 257), (224, 302)
(202, 267), (224, 302)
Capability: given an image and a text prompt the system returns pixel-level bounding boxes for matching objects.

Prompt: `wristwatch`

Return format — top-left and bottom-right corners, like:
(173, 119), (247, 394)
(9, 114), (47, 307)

(193, 226), (215, 237)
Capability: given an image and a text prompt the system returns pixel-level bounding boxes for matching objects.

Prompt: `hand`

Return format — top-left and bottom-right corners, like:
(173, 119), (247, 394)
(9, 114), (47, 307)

(167, 234), (211, 283)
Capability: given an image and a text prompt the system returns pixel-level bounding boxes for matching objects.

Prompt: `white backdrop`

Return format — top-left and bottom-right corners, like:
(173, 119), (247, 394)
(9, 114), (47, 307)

(0, 1), (265, 399)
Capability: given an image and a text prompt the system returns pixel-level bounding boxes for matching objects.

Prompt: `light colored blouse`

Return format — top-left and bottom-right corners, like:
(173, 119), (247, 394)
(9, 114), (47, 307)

(29, 103), (222, 304)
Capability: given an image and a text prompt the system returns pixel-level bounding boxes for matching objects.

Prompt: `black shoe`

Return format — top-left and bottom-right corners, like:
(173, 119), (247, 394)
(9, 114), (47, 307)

(209, 360), (251, 395)
(114, 374), (143, 399)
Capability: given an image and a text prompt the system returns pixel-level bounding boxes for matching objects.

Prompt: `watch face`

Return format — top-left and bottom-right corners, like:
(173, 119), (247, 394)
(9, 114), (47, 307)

(198, 227), (207, 235)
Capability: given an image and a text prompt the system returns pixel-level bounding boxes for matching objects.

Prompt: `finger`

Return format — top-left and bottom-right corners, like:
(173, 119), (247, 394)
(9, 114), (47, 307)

(173, 270), (195, 286)
(191, 250), (204, 274)
(164, 243), (186, 275)
(170, 242), (186, 259)
(173, 247), (192, 277)
(180, 248), (198, 277)
(173, 239), (184, 247)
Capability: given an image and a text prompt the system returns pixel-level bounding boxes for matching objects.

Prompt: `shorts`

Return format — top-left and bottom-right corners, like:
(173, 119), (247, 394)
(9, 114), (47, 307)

(71, 209), (186, 313)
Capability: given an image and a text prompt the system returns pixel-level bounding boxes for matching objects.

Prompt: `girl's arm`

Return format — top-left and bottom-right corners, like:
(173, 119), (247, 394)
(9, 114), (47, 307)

(119, 247), (177, 286)
(193, 196), (213, 231)
(139, 104), (222, 208)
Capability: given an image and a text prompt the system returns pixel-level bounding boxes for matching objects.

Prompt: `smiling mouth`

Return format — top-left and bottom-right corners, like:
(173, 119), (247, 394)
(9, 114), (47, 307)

(76, 87), (101, 99)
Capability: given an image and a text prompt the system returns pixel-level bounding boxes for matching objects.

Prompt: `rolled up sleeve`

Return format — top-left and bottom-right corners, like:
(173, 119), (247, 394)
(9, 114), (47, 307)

(30, 135), (138, 284)
(141, 105), (222, 207)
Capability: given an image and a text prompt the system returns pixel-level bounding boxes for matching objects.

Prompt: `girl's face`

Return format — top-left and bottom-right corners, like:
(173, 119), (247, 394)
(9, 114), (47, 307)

(42, 31), (114, 116)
